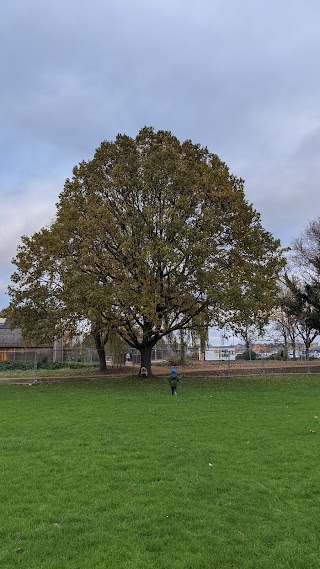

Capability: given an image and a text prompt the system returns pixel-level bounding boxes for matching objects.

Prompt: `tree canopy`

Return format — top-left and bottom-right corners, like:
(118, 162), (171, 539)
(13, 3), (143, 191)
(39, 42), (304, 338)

(282, 275), (320, 357)
(279, 218), (320, 357)
(8, 127), (285, 372)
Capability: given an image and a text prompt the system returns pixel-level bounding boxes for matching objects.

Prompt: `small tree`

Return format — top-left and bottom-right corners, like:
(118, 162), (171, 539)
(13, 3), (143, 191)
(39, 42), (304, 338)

(291, 218), (320, 278)
(283, 275), (320, 359)
(274, 299), (299, 358)
(282, 219), (320, 358)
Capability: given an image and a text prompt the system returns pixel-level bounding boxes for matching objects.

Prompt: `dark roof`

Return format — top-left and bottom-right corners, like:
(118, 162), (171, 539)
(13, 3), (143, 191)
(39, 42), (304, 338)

(0, 317), (11, 329)
(0, 318), (51, 348)
(0, 318), (23, 347)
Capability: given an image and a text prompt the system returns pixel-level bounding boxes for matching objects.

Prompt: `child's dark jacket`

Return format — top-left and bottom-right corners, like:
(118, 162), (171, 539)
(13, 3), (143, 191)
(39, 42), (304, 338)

(168, 374), (179, 388)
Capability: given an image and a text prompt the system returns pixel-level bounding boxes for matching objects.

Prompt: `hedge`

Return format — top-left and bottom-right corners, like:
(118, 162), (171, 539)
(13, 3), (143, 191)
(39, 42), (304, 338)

(0, 361), (95, 371)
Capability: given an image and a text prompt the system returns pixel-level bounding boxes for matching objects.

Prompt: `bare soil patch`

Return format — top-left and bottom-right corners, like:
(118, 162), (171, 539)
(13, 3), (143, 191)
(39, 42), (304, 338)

(2, 359), (320, 384)
(150, 359), (320, 377)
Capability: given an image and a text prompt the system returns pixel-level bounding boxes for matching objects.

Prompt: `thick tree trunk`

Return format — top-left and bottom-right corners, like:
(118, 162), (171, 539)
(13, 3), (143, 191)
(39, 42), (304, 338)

(93, 331), (107, 372)
(283, 332), (288, 359)
(179, 329), (186, 366)
(244, 338), (251, 360)
(97, 347), (107, 371)
(305, 343), (310, 361)
(140, 344), (153, 375)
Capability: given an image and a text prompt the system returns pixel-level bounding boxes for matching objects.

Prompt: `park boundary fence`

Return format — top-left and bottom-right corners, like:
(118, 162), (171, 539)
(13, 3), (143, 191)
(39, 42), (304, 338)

(0, 347), (54, 363)
(0, 346), (192, 366)
(1, 347), (320, 377)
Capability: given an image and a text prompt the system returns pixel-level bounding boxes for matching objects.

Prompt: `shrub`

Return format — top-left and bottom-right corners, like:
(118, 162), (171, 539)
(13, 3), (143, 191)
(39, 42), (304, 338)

(0, 360), (96, 371)
(242, 350), (256, 360)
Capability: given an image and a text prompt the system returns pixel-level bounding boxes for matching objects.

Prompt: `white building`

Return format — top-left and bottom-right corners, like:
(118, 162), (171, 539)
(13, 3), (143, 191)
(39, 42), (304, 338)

(203, 346), (236, 361)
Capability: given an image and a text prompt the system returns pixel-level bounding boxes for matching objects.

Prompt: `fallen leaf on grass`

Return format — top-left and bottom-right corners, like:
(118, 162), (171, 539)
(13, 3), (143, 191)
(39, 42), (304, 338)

(52, 523), (62, 527)
(314, 416), (319, 419)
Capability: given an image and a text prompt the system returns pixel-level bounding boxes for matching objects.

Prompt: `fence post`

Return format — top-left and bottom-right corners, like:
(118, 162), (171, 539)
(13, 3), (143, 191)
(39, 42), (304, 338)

(33, 352), (38, 384)
(85, 348), (90, 379)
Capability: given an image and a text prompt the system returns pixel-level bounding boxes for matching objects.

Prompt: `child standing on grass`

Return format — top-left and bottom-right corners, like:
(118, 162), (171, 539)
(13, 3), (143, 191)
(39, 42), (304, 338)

(168, 368), (179, 395)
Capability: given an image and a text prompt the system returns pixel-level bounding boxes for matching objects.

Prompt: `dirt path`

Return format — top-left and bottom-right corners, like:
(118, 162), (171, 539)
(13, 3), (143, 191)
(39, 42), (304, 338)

(2, 359), (320, 383)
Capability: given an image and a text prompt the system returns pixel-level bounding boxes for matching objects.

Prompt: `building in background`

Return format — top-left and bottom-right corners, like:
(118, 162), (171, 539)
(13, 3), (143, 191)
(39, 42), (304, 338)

(202, 346), (236, 361)
(0, 318), (59, 362)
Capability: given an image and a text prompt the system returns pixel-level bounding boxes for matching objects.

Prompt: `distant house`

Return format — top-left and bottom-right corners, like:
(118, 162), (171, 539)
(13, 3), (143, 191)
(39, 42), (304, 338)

(0, 318), (63, 362)
(202, 346), (236, 361)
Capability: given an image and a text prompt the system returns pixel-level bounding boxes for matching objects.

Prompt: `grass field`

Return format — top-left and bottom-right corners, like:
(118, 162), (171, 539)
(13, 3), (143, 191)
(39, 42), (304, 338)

(1, 374), (320, 568)
(0, 366), (97, 379)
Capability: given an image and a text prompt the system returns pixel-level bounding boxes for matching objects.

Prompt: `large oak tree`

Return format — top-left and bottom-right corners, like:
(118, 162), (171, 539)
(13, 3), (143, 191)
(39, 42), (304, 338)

(9, 127), (285, 373)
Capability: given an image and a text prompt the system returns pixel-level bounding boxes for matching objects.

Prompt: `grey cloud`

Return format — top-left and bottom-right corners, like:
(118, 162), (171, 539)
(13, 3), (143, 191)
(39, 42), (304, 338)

(0, 179), (59, 264)
(1, 0), (320, 307)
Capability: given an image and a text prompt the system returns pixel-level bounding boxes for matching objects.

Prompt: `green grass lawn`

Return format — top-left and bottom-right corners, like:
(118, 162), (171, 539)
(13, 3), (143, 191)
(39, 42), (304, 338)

(1, 374), (320, 569)
(0, 367), (96, 379)
(0, 363), (101, 379)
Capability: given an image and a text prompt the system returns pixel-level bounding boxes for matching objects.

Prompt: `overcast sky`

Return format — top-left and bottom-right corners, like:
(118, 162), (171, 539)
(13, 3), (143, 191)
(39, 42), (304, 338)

(1, 0), (320, 329)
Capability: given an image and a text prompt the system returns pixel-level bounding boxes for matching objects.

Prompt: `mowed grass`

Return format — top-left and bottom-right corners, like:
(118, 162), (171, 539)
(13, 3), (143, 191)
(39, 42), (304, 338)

(1, 375), (320, 569)
(0, 364), (100, 379)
